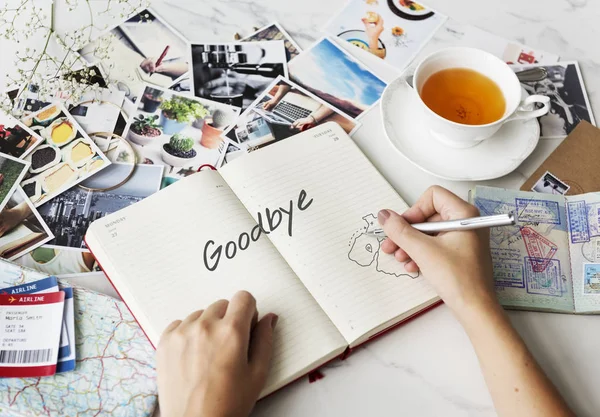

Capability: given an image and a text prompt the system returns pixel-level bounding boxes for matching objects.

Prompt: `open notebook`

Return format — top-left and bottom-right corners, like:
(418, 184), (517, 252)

(85, 123), (440, 397)
(0, 222), (45, 259)
(471, 186), (600, 314)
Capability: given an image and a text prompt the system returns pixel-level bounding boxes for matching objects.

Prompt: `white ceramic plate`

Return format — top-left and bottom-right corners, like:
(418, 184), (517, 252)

(380, 77), (540, 181)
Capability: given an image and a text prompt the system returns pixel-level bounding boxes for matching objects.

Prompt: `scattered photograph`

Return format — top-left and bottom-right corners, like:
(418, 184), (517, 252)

(531, 171), (570, 195)
(0, 153), (30, 213)
(20, 103), (111, 207)
(78, 8), (190, 106)
(58, 271), (120, 299)
(9, 65), (129, 137)
(0, 258), (48, 288)
(13, 82), (126, 137)
(0, 110), (44, 158)
(324, 0), (446, 70)
(432, 20), (560, 65)
(584, 263), (600, 295)
(242, 22), (302, 61)
(37, 163), (163, 249)
(222, 141), (244, 166)
(122, 83), (240, 183)
(191, 41), (288, 110)
(288, 37), (387, 119)
(0, 187), (54, 260)
(512, 62), (595, 138)
(13, 245), (101, 275)
(222, 76), (360, 163)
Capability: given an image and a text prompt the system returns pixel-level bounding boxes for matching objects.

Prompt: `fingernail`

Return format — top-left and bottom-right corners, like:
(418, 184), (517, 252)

(271, 314), (279, 330)
(378, 209), (390, 226)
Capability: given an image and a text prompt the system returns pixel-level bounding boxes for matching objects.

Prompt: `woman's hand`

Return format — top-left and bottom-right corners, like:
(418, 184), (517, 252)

(157, 291), (278, 417)
(290, 116), (314, 131)
(378, 185), (496, 320)
(379, 186), (574, 417)
(262, 98), (279, 111)
(361, 16), (384, 50)
(0, 202), (32, 237)
(139, 57), (157, 74)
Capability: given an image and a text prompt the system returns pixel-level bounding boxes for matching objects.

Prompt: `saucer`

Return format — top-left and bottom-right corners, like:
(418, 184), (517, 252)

(380, 78), (540, 181)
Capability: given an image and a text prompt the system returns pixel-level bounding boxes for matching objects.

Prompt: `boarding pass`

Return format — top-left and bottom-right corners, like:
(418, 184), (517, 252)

(0, 292), (65, 377)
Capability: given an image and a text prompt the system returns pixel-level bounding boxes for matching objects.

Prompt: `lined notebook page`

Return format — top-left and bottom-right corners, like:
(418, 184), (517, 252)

(221, 123), (439, 345)
(86, 171), (347, 397)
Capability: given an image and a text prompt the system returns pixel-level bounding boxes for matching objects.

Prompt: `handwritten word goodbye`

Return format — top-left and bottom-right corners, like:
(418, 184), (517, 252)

(203, 189), (314, 272)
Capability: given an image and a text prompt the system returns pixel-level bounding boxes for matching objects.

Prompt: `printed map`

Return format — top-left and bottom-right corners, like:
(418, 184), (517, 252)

(0, 286), (157, 417)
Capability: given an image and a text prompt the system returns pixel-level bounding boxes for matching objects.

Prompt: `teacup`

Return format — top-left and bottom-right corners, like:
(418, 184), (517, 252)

(411, 47), (550, 148)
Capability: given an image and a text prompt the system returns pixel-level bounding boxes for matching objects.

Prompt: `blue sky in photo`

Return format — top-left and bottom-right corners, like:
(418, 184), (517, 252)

(290, 38), (386, 108)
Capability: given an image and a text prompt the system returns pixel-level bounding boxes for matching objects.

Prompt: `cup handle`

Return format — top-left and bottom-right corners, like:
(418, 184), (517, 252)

(506, 94), (551, 122)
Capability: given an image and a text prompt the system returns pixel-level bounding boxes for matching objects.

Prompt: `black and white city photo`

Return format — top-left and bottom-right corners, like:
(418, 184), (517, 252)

(514, 62), (596, 138)
(37, 164), (163, 248)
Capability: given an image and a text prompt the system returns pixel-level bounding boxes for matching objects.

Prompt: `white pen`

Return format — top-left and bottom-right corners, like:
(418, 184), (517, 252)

(366, 212), (515, 238)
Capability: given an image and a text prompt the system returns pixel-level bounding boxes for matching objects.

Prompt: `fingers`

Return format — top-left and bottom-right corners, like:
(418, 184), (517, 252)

(394, 247), (409, 262)
(249, 313), (278, 382)
(403, 185), (478, 223)
(378, 209), (432, 261)
(405, 260), (419, 273)
(162, 319), (182, 336)
(202, 299), (229, 320)
(180, 309), (204, 328)
(226, 290), (257, 331)
(381, 237), (398, 254)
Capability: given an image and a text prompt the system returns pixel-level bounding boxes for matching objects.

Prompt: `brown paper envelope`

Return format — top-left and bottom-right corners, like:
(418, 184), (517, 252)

(521, 121), (600, 195)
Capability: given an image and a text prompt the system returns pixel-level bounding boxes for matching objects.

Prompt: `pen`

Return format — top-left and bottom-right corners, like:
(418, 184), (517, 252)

(151, 45), (170, 75)
(366, 212), (515, 238)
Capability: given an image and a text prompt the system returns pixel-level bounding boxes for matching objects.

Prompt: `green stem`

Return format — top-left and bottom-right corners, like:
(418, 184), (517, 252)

(50, 0), (55, 32)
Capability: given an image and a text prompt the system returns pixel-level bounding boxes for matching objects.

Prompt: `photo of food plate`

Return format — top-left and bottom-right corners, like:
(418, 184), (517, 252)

(388, 0), (435, 20)
(324, 0), (446, 70)
(20, 103), (111, 207)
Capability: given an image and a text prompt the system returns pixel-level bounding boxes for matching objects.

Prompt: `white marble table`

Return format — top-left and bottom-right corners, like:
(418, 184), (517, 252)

(6, 0), (600, 416)
(151, 1), (600, 416)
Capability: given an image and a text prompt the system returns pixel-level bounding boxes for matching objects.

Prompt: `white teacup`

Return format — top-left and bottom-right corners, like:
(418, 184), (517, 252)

(411, 47), (550, 148)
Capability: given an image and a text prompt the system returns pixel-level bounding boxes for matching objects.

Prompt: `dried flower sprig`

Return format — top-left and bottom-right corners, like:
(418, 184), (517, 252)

(0, 0), (148, 115)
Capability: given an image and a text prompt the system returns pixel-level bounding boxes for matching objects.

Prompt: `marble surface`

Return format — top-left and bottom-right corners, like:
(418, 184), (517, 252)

(3, 0), (600, 416)
(149, 2), (600, 416)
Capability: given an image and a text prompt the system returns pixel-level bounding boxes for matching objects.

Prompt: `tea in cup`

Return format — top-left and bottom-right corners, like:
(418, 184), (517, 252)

(412, 47), (550, 148)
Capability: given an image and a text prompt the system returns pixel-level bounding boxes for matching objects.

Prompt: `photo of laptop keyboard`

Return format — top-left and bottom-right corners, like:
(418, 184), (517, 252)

(273, 101), (313, 122)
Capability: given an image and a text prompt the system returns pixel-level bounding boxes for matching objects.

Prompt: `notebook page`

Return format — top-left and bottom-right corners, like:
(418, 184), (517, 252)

(221, 123), (439, 345)
(0, 224), (36, 254)
(471, 186), (575, 312)
(86, 171), (347, 397)
(565, 193), (600, 313)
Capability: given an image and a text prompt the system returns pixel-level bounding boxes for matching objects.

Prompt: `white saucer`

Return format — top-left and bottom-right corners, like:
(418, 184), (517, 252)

(380, 78), (540, 181)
